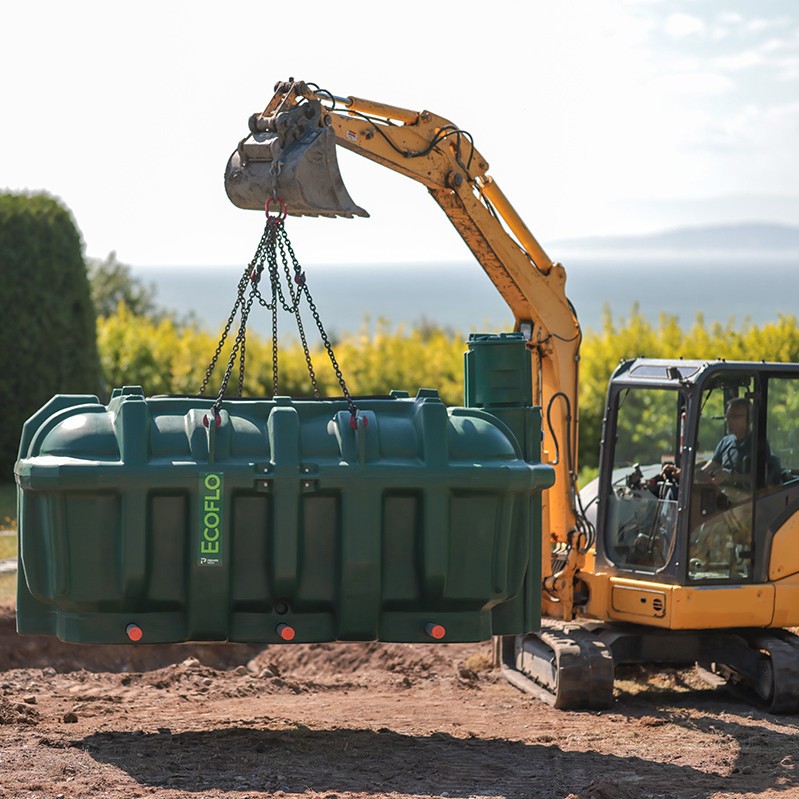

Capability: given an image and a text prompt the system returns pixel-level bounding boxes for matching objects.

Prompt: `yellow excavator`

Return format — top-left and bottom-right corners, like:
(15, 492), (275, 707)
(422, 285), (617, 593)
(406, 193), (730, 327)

(225, 79), (799, 712)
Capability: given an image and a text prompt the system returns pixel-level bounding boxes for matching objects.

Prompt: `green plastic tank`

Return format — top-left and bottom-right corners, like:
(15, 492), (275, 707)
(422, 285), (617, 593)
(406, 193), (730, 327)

(16, 336), (553, 645)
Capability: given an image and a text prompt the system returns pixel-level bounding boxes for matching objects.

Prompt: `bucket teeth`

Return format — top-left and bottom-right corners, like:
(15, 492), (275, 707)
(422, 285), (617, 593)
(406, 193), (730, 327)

(225, 125), (368, 219)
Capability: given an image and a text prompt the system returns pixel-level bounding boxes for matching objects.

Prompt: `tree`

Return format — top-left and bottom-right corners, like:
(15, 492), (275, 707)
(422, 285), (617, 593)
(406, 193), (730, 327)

(0, 193), (101, 480)
(87, 251), (158, 318)
(577, 307), (799, 472)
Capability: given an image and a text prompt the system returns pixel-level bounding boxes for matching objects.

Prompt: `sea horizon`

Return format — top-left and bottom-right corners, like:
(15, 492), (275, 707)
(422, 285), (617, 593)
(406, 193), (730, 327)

(131, 252), (799, 339)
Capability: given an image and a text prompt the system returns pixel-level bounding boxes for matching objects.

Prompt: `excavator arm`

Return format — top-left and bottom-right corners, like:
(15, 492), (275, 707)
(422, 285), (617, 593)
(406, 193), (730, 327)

(225, 79), (588, 618)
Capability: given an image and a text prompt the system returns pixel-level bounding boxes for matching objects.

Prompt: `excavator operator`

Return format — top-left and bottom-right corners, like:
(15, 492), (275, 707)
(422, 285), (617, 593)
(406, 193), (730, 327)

(700, 398), (782, 489)
(690, 398), (782, 578)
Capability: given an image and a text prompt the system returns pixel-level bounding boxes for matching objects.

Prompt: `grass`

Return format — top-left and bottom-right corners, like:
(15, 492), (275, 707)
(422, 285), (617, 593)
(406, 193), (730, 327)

(0, 534), (17, 560)
(0, 528), (17, 607)
(0, 481), (16, 530)
(0, 573), (15, 605)
(0, 482), (17, 606)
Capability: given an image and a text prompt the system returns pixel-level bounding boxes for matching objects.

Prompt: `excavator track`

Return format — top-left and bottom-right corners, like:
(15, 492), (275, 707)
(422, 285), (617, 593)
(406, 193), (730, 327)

(501, 619), (614, 709)
(704, 630), (799, 714)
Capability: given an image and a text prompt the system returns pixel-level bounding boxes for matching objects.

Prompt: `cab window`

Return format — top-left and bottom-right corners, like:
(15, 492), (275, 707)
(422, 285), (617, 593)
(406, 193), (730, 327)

(688, 378), (755, 582)
(764, 377), (799, 486)
(604, 388), (681, 571)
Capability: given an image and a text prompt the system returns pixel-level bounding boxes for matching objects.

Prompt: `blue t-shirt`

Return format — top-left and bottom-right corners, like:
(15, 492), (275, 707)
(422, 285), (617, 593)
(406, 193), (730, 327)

(712, 433), (781, 484)
(712, 433), (752, 476)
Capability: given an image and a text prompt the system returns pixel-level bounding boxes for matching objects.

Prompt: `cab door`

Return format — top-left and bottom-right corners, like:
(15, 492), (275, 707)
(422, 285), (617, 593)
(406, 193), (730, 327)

(751, 373), (799, 589)
(688, 375), (757, 582)
(601, 385), (683, 576)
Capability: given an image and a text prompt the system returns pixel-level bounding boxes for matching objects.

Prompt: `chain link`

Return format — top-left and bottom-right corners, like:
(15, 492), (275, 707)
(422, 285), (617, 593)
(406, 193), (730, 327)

(278, 226), (358, 417)
(198, 236), (265, 397)
(271, 261), (279, 396)
(198, 215), (357, 419)
(276, 228), (320, 397)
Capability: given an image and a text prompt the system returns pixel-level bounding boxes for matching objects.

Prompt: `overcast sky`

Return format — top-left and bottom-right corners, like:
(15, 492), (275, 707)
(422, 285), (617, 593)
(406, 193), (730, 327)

(3, 1), (798, 267)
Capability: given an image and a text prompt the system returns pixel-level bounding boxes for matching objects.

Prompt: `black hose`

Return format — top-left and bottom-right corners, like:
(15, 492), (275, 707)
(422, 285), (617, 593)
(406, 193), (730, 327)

(545, 391), (596, 551)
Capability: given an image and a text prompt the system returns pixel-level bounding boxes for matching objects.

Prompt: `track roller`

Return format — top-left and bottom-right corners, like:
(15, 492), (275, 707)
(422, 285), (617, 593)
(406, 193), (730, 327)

(501, 619), (614, 709)
(702, 630), (799, 714)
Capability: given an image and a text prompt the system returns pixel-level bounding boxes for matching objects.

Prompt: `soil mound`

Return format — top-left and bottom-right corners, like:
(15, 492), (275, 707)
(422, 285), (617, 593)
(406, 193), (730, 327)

(0, 606), (492, 685)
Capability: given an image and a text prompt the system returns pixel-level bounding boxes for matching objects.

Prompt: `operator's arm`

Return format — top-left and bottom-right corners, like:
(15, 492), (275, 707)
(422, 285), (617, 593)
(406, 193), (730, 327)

(695, 438), (735, 487)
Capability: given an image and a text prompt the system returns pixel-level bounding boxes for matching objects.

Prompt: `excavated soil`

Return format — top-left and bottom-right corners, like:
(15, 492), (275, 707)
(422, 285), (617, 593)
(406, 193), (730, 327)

(1, 605), (799, 799)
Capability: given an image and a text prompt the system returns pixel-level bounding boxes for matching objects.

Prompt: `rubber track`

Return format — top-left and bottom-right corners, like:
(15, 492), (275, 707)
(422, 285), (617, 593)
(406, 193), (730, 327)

(723, 630), (799, 714)
(758, 630), (799, 714)
(503, 619), (614, 710)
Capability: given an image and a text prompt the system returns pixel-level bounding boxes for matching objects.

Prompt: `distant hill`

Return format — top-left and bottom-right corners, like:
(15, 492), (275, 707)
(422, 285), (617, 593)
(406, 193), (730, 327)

(553, 222), (799, 253)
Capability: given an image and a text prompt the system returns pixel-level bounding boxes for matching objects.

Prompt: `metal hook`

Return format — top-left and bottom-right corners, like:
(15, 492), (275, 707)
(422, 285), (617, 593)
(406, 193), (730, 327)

(265, 196), (288, 222)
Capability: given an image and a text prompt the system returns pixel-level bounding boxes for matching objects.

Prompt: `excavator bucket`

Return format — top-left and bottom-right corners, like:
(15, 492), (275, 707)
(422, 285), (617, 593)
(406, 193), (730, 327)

(225, 124), (368, 219)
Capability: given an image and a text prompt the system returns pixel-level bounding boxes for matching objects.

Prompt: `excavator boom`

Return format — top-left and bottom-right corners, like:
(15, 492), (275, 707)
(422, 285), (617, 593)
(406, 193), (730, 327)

(223, 80), (799, 715)
(225, 79), (586, 617)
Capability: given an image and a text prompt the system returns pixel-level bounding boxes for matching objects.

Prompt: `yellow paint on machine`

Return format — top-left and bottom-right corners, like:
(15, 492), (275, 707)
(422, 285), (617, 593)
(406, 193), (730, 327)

(771, 573), (799, 627)
(611, 585), (667, 619)
(583, 574), (775, 629)
(769, 510), (799, 581)
(670, 583), (774, 628)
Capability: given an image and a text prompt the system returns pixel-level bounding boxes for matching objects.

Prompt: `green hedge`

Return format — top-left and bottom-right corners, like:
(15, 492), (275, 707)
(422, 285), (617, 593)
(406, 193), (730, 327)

(577, 306), (799, 468)
(0, 193), (101, 480)
(97, 305), (466, 407)
(98, 303), (799, 472)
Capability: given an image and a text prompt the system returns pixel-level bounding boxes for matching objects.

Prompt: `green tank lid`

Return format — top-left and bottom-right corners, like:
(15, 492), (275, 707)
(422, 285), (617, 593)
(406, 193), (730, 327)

(464, 332), (533, 408)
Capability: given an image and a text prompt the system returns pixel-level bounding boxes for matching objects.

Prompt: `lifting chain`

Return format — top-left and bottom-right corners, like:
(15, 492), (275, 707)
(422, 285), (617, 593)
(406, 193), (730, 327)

(199, 199), (359, 426)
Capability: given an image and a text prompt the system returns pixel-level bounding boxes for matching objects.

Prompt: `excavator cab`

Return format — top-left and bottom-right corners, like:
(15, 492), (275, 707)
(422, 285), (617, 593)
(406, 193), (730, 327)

(509, 359), (799, 712)
(593, 359), (799, 590)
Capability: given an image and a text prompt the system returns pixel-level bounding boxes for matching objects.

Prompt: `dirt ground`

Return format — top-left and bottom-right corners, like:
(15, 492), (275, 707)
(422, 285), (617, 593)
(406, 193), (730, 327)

(1, 606), (799, 799)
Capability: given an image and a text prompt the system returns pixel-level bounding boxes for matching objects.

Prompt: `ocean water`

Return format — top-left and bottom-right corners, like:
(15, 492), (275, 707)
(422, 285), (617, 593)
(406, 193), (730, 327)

(132, 253), (799, 340)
